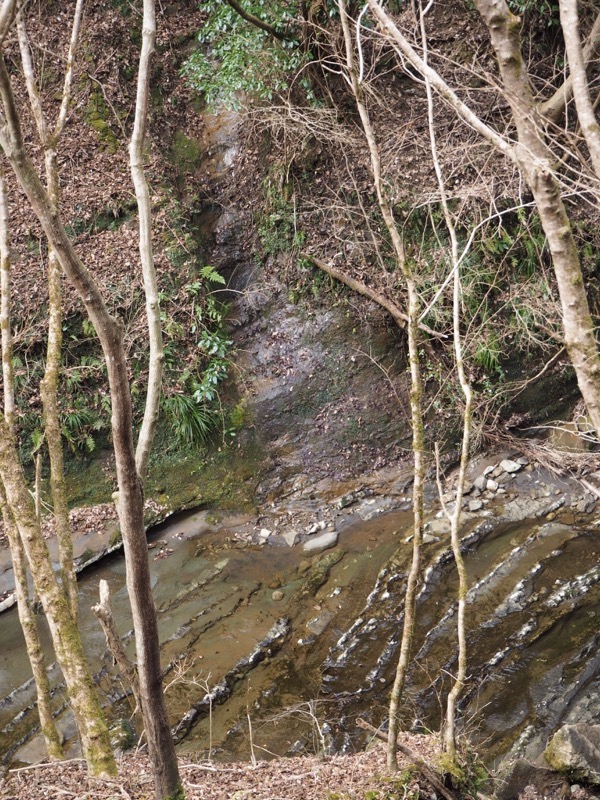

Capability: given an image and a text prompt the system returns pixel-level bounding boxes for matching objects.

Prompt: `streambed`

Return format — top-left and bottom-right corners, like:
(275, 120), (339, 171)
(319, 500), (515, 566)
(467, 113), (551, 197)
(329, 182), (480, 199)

(1, 469), (600, 770)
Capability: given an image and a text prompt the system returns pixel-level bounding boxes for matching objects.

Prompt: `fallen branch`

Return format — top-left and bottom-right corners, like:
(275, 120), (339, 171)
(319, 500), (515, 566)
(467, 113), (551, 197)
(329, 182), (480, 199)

(92, 579), (142, 714)
(356, 718), (457, 800)
(302, 253), (447, 341)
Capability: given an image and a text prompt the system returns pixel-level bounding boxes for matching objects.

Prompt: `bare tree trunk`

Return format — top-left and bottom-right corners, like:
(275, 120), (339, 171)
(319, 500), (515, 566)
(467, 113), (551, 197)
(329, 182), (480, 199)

(559, 0), (600, 176)
(0, 165), (14, 431)
(0, 418), (115, 776)
(365, 0), (600, 442)
(130, 0), (164, 480)
(538, 10), (600, 123)
(419, 6), (470, 761)
(338, 0), (425, 772)
(0, 53), (182, 800)
(472, 0), (600, 439)
(0, 163), (63, 761)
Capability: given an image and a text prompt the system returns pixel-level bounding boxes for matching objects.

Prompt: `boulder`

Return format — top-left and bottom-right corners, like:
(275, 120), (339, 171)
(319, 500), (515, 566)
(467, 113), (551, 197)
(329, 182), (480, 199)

(473, 474), (487, 491)
(495, 758), (566, 800)
(303, 531), (338, 554)
(501, 459), (523, 474)
(544, 723), (600, 783)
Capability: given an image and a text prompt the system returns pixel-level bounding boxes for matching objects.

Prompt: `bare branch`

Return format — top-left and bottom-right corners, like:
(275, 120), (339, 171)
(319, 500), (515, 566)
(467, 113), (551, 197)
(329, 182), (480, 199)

(302, 252), (447, 340)
(224, 0), (291, 41)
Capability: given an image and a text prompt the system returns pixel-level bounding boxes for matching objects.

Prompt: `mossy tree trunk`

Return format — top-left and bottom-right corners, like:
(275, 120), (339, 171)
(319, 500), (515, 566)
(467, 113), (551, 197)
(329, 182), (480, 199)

(0, 164), (64, 761)
(17, 1), (84, 620)
(0, 417), (115, 776)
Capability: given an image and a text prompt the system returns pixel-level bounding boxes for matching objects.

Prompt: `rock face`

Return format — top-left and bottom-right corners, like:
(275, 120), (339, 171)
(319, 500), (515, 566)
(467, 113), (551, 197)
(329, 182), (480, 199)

(544, 724), (600, 782)
(495, 758), (566, 800)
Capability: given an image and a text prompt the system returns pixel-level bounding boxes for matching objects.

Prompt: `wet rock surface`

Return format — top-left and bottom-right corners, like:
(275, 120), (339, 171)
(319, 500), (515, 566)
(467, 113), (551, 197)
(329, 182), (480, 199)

(545, 724), (600, 784)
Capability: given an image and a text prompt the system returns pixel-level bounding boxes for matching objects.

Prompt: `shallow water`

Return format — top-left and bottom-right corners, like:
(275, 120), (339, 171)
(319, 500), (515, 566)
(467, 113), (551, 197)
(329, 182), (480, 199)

(1, 505), (600, 768)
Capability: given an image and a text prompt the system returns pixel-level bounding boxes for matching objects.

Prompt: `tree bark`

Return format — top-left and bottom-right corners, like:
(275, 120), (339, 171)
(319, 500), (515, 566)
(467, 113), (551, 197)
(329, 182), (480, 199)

(0, 489), (64, 760)
(18, 3), (85, 620)
(0, 53), (182, 800)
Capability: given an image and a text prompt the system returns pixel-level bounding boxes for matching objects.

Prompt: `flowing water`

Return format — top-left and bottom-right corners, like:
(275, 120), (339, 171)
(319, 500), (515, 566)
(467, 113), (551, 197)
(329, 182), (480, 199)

(1, 500), (600, 769)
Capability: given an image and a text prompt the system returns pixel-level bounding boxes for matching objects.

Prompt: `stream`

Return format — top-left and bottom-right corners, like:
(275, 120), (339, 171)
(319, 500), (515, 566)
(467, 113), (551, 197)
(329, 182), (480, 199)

(1, 475), (600, 770)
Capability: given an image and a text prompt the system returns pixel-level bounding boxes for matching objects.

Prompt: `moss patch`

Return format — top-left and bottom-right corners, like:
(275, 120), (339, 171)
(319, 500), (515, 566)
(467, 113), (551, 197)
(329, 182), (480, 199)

(170, 130), (203, 174)
(145, 435), (263, 515)
(85, 91), (120, 153)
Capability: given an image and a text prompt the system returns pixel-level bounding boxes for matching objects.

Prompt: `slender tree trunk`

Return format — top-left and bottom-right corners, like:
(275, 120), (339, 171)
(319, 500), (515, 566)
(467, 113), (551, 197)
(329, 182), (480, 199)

(538, 9), (600, 123)
(558, 0), (600, 177)
(338, 1), (425, 771)
(0, 54), (182, 800)
(419, 6), (470, 761)
(0, 164), (14, 430)
(0, 417), (115, 776)
(0, 163), (63, 761)
(130, 0), (164, 480)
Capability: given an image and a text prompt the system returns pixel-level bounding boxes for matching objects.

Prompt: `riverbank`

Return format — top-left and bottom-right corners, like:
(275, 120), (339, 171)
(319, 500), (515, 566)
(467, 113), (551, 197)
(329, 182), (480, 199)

(2, 740), (595, 800)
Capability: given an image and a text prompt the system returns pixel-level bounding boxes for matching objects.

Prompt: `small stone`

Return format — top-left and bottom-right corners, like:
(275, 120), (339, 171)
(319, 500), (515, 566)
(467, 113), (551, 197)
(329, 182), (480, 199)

(483, 465), (496, 476)
(307, 521), (327, 534)
(272, 590), (284, 601)
(546, 512), (557, 521)
(268, 578), (281, 590)
(486, 479), (499, 492)
(298, 560), (310, 574)
(259, 528), (272, 539)
(423, 533), (440, 544)
(474, 475), (487, 491)
(468, 499), (483, 512)
(501, 459), (522, 474)
(282, 530), (299, 547)
(334, 492), (356, 509)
